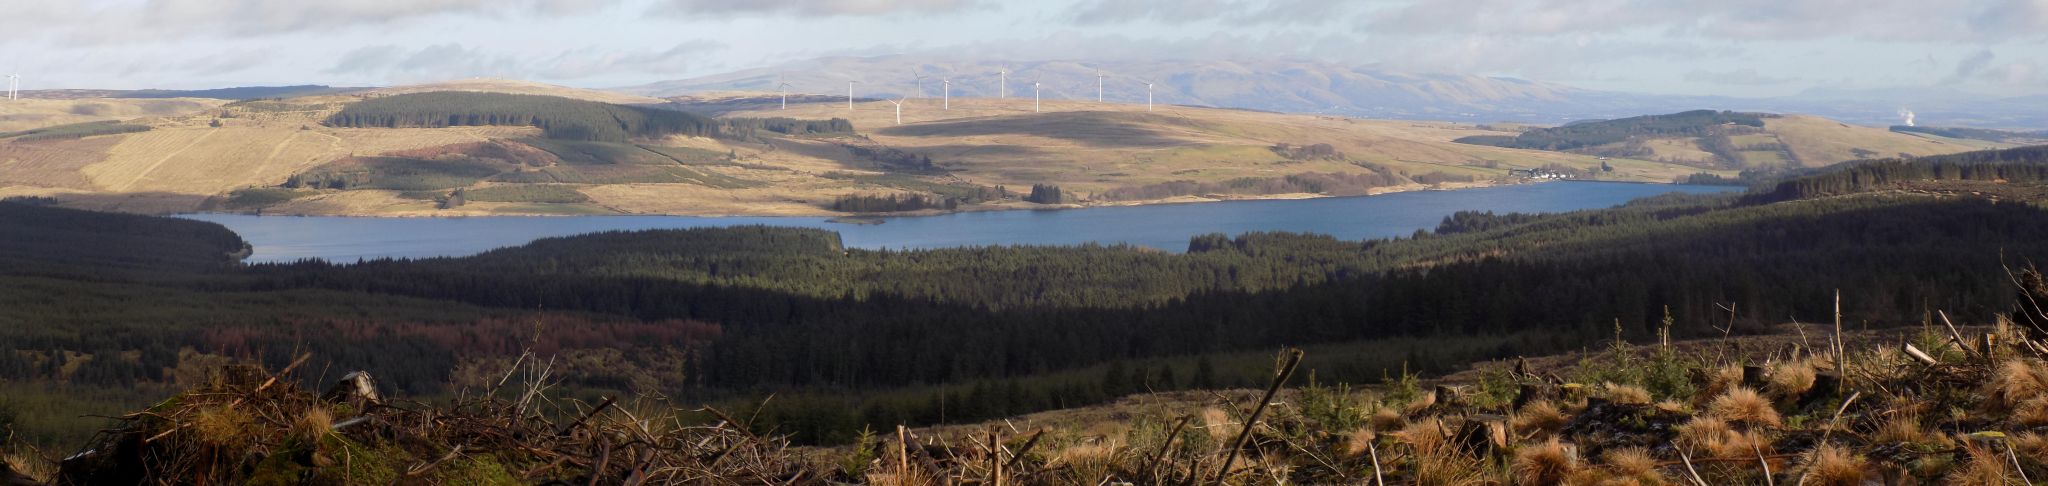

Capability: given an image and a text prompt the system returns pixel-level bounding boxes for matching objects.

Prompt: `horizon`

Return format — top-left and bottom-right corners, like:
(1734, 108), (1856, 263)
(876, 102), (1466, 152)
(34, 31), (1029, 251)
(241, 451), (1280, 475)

(1, 0), (2043, 99)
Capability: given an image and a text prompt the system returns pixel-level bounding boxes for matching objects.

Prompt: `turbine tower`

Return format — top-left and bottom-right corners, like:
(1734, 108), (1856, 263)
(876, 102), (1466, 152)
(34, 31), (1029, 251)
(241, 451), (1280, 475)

(5, 74), (17, 101)
(942, 79), (951, 110)
(1033, 81), (1042, 113)
(1146, 83), (1155, 112)
(1096, 72), (1104, 103)
(998, 68), (1008, 100)
(847, 80), (860, 111)
(777, 73), (792, 110)
(886, 97), (906, 125)
(911, 69), (926, 99)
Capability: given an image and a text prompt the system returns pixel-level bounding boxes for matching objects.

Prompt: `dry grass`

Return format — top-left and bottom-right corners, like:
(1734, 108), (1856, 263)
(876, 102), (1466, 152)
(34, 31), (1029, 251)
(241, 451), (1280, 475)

(1602, 447), (1660, 478)
(1511, 400), (1568, 437)
(1946, 439), (2020, 485)
(289, 406), (333, 445)
(1873, 411), (1930, 444)
(1799, 444), (1868, 486)
(1370, 407), (1405, 432)
(1052, 441), (1122, 484)
(1599, 382), (1653, 406)
(1987, 359), (2048, 411)
(1707, 386), (1782, 428)
(1511, 439), (1577, 486)
(1767, 360), (1816, 398)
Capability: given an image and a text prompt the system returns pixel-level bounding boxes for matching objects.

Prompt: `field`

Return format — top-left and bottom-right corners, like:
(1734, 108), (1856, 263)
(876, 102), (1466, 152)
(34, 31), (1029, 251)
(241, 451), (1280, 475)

(1765, 115), (1990, 166)
(0, 97), (223, 133)
(723, 97), (1702, 199)
(6, 81), (1985, 217)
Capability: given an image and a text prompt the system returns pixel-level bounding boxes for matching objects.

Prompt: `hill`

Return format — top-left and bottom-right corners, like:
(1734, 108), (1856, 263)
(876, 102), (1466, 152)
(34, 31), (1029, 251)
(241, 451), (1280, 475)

(622, 56), (1601, 121)
(1456, 109), (1994, 172)
(2, 81), (1998, 218)
(624, 56), (2048, 128)
(0, 97), (223, 133)
(2, 83), (1711, 217)
(1890, 124), (2048, 145)
(366, 78), (664, 105)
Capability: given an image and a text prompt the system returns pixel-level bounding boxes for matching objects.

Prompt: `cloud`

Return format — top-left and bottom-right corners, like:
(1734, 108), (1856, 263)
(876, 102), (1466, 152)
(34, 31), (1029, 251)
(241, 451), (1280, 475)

(327, 46), (407, 75)
(325, 41), (727, 82)
(650, 0), (987, 17)
(1360, 0), (2048, 43)
(1, 0), (623, 43)
(1683, 68), (1797, 86)
(1064, 0), (1351, 25)
(1950, 49), (1997, 83)
(535, 40), (727, 78)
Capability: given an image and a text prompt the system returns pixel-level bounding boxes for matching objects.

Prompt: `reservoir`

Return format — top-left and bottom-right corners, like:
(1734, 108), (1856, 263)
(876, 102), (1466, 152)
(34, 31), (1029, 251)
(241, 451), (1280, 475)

(185, 182), (1742, 263)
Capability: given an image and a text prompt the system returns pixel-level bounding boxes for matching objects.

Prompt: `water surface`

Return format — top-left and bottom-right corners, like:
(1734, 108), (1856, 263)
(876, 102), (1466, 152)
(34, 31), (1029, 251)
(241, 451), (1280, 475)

(184, 182), (1740, 263)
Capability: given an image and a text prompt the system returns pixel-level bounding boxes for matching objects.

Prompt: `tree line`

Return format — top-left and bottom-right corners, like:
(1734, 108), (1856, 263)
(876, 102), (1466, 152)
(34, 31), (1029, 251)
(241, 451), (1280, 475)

(1456, 110), (1769, 152)
(325, 92), (721, 143)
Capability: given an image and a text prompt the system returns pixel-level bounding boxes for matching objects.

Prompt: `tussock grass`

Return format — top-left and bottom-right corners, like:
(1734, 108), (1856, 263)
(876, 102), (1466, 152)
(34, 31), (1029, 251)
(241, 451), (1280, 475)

(1707, 386), (1781, 428)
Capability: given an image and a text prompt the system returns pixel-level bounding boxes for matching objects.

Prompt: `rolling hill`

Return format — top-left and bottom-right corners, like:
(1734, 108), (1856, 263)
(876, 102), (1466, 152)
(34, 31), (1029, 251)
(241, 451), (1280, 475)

(1455, 110), (2000, 171)
(624, 56), (2048, 128)
(2, 79), (1987, 217)
(623, 56), (1600, 122)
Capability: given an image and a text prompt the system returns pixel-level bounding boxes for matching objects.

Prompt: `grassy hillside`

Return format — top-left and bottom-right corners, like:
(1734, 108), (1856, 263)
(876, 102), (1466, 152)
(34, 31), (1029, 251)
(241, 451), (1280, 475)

(717, 96), (1706, 202)
(6, 85), (1986, 218)
(363, 78), (664, 105)
(2, 84), (1709, 217)
(1457, 109), (1995, 172)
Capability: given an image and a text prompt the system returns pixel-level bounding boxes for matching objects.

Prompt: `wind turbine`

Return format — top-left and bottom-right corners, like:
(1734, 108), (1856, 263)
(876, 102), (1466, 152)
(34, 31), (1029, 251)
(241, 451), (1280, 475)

(1096, 72), (1104, 103)
(1033, 80), (1042, 113)
(911, 69), (927, 99)
(886, 96), (906, 125)
(5, 74), (17, 101)
(847, 80), (860, 111)
(1146, 82), (1155, 112)
(998, 68), (1008, 100)
(777, 73), (792, 110)
(942, 79), (951, 110)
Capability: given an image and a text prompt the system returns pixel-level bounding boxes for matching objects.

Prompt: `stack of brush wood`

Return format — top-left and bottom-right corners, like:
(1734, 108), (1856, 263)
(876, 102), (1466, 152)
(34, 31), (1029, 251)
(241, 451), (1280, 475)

(38, 353), (807, 485)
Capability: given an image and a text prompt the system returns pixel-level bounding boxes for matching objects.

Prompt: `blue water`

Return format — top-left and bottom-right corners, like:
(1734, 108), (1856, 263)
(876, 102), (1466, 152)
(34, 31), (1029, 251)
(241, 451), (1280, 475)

(182, 182), (1741, 263)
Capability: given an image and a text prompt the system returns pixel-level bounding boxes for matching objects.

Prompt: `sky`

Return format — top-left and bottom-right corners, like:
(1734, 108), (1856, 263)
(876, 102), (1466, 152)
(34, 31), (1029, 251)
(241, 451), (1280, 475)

(1, 0), (2044, 98)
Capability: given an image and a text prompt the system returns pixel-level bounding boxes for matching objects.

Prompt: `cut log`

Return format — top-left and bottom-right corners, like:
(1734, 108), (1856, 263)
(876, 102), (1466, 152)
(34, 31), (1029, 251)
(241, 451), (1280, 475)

(1742, 365), (1767, 388)
(1456, 415), (1510, 455)
(1903, 344), (1939, 366)
(1434, 385), (1463, 408)
(322, 371), (382, 405)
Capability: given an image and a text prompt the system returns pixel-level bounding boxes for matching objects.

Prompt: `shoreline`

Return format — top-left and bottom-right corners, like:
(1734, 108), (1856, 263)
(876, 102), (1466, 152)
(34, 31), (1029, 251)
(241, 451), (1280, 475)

(159, 178), (1650, 220)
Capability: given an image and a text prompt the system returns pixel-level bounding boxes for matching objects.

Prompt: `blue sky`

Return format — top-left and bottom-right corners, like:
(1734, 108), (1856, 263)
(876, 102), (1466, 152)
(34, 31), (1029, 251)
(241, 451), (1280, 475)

(2, 0), (2044, 97)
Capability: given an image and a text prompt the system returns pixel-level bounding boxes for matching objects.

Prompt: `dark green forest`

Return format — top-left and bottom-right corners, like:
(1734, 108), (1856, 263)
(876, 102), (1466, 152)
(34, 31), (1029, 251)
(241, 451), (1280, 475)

(324, 92), (854, 144)
(0, 120), (151, 141)
(1457, 110), (1768, 152)
(1890, 125), (2048, 143)
(5, 144), (2048, 445)
(325, 92), (720, 142)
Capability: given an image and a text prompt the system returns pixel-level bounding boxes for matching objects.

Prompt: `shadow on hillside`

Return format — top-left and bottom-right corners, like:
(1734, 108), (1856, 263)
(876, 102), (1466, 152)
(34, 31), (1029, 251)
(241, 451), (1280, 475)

(878, 111), (1187, 148)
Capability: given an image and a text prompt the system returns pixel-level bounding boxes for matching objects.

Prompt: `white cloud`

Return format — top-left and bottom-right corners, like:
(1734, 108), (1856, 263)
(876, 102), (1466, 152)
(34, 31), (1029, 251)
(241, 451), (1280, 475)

(1684, 68), (1798, 86)
(1359, 0), (2048, 43)
(1063, 0), (1352, 25)
(650, 0), (988, 17)
(1, 0), (623, 43)
(324, 41), (727, 83)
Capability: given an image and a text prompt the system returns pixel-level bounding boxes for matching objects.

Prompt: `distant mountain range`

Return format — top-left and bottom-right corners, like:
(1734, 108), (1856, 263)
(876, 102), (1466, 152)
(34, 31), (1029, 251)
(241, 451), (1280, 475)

(621, 56), (2048, 129)
(23, 85), (365, 101)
